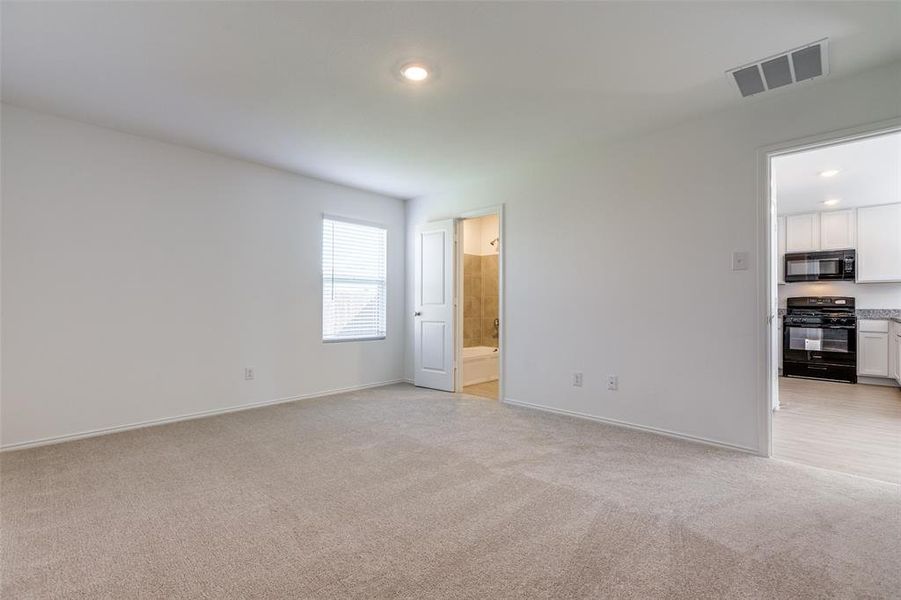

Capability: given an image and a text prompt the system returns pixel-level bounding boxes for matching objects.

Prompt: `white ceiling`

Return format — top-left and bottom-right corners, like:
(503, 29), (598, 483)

(3, 1), (900, 199)
(774, 131), (901, 215)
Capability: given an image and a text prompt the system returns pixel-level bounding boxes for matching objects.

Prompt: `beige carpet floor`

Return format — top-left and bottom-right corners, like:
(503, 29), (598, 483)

(2, 383), (900, 599)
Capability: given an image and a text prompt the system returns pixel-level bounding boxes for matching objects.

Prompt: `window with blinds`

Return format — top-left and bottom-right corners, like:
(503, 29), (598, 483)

(322, 217), (387, 342)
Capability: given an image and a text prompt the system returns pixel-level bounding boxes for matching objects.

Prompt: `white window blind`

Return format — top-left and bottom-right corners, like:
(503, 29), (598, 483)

(322, 217), (387, 342)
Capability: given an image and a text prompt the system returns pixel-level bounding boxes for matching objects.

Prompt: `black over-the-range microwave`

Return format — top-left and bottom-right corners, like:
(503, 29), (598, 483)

(784, 249), (856, 282)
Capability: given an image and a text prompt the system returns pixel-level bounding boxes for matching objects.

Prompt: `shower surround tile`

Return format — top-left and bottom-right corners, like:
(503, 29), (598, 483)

(480, 254), (499, 347)
(463, 253), (500, 348)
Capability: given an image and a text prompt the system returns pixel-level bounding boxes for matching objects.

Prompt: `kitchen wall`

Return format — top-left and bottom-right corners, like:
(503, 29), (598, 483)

(779, 281), (901, 309)
(405, 61), (901, 453)
(1, 104), (407, 448)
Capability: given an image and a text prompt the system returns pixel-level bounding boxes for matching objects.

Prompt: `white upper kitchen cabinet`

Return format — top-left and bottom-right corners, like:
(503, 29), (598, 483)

(784, 213), (820, 253)
(819, 209), (856, 250)
(857, 203), (901, 282)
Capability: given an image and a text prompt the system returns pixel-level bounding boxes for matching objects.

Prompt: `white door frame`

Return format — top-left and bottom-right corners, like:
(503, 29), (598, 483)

(756, 117), (901, 457)
(454, 205), (505, 400)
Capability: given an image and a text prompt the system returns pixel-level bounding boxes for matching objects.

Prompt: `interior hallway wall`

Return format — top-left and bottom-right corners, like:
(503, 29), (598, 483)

(1, 104), (407, 448)
(405, 61), (901, 453)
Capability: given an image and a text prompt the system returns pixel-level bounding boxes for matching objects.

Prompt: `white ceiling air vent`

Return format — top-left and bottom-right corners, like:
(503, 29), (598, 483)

(727, 39), (829, 98)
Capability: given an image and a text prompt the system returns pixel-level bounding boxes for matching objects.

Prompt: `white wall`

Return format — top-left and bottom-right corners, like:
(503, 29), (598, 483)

(406, 61), (901, 453)
(462, 215), (499, 256)
(1, 105), (406, 448)
(779, 281), (901, 309)
(476, 214), (499, 256)
(462, 218), (483, 255)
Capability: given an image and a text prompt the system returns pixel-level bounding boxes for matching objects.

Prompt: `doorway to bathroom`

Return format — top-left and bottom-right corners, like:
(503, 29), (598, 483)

(458, 211), (501, 400)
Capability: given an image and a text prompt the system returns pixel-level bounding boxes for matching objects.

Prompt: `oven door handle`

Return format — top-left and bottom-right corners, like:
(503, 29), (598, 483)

(785, 322), (856, 330)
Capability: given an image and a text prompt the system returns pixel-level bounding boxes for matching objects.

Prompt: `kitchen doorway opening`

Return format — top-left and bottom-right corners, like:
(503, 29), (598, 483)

(457, 209), (502, 400)
(763, 122), (901, 485)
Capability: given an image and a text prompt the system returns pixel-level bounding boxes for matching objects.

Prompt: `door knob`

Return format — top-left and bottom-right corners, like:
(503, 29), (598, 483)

(414, 311), (422, 317)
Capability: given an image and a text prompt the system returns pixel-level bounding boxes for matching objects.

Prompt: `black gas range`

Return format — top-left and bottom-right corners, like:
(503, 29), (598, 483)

(783, 297), (857, 383)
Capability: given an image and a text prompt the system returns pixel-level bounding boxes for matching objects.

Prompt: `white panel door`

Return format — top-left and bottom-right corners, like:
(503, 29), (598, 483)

(785, 213), (820, 252)
(858, 332), (889, 377)
(857, 204), (901, 282)
(413, 220), (455, 391)
(819, 209), (856, 250)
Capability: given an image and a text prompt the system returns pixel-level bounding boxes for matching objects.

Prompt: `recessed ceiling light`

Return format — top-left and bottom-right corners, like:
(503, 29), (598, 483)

(819, 169), (841, 178)
(400, 63), (430, 82)
(823, 199), (841, 206)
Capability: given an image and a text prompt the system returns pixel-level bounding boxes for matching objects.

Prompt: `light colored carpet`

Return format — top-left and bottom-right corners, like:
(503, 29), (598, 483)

(2, 383), (899, 599)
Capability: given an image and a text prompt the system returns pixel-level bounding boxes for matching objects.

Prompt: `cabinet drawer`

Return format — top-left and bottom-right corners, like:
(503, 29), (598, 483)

(859, 319), (889, 333)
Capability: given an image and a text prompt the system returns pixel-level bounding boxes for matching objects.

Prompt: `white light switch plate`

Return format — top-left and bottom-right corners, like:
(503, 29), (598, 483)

(732, 251), (749, 271)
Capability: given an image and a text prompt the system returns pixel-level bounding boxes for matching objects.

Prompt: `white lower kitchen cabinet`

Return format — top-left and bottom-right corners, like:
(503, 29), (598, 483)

(858, 320), (889, 377)
(893, 321), (901, 385)
(896, 333), (901, 386)
(890, 321), (898, 381)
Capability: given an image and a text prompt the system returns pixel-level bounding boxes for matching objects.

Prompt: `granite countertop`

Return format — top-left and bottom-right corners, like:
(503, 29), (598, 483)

(856, 309), (901, 320)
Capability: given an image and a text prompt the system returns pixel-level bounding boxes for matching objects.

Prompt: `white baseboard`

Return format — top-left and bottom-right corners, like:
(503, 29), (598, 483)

(502, 397), (759, 455)
(1, 378), (408, 452)
(857, 376), (900, 388)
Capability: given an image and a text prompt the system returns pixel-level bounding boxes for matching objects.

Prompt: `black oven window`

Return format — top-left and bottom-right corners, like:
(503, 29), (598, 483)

(787, 327), (850, 353)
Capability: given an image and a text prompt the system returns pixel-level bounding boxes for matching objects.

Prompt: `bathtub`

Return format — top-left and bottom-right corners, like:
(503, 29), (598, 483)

(462, 346), (499, 386)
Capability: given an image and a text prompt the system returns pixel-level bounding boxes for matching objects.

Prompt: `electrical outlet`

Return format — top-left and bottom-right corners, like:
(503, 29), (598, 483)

(572, 372), (583, 387)
(244, 367), (255, 381)
(607, 375), (618, 391)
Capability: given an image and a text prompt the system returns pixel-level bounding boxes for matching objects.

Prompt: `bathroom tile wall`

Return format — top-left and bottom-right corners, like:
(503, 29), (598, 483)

(463, 254), (482, 347)
(481, 254), (499, 347)
(463, 253), (499, 348)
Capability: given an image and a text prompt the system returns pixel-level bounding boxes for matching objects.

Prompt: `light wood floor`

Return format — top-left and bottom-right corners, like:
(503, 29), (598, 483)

(462, 379), (498, 400)
(774, 377), (901, 484)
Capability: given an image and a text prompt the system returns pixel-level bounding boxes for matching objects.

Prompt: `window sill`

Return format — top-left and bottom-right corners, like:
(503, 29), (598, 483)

(323, 336), (387, 344)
